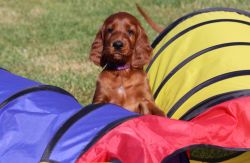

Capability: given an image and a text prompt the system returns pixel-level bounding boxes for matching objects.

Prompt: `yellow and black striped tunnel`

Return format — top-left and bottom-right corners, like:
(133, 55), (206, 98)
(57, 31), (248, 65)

(147, 8), (250, 163)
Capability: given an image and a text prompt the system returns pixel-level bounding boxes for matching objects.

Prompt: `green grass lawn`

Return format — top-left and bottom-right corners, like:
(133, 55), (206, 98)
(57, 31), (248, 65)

(0, 0), (250, 105)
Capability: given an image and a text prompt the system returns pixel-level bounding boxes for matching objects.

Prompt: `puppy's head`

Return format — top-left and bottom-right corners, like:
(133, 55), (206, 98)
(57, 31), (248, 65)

(89, 12), (152, 69)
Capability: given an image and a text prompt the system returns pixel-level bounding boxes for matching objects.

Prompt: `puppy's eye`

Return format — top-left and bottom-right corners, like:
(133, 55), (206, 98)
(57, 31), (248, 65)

(107, 28), (113, 33)
(128, 29), (134, 36)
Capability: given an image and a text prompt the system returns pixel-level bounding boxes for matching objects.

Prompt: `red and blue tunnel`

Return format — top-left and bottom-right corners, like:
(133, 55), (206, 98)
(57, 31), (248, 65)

(1, 68), (250, 163)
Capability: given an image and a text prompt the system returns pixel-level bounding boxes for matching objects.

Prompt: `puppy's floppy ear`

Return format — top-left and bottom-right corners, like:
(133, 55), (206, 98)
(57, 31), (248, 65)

(131, 24), (152, 69)
(89, 26), (104, 66)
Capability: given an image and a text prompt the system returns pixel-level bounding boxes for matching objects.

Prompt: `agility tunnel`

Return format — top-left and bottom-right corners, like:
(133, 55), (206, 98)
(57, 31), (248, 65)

(0, 68), (82, 162)
(1, 7), (250, 163)
(0, 68), (139, 163)
(2, 68), (250, 163)
(147, 7), (250, 162)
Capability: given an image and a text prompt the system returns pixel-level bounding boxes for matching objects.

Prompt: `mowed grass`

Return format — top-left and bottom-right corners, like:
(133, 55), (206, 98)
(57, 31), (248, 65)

(0, 0), (250, 105)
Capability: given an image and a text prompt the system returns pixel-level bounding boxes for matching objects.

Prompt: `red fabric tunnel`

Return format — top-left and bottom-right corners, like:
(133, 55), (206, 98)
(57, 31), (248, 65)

(77, 96), (250, 163)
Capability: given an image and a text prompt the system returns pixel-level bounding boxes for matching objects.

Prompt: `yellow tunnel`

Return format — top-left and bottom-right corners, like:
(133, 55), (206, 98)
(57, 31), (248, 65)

(147, 8), (250, 163)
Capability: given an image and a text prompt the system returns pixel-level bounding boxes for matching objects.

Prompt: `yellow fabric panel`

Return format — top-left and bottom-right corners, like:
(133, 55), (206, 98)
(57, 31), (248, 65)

(190, 160), (201, 163)
(148, 22), (250, 95)
(172, 76), (250, 119)
(154, 46), (250, 115)
(152, 11), (250, 61)
(222, 152), (250, 163)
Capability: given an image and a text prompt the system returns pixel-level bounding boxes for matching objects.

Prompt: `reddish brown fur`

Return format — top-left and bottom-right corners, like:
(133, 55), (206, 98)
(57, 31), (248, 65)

(136, 3), (164, 33)
(89, 12), (164, 116)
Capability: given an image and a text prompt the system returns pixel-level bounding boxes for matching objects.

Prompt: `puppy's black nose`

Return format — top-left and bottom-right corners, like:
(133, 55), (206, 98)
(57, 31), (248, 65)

(113, 40), (123, 50)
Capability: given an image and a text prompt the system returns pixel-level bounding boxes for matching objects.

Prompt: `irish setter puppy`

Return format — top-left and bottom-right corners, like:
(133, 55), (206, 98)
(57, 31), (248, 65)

(89, 12), (164, 116)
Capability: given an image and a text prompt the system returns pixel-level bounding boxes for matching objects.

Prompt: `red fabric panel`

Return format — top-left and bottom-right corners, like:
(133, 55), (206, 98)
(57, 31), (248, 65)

(77, 96), (250, 163)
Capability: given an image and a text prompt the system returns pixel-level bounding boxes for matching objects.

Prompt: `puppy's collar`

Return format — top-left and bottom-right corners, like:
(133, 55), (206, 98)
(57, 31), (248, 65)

(102, 64), (130, 71)
(116, 64), (130, 70)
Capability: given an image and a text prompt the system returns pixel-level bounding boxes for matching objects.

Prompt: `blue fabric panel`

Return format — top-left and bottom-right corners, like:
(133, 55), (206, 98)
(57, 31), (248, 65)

(49, 104), (137, 163)
(0, 69), (40, 104)
(0, 91), (82, 163)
